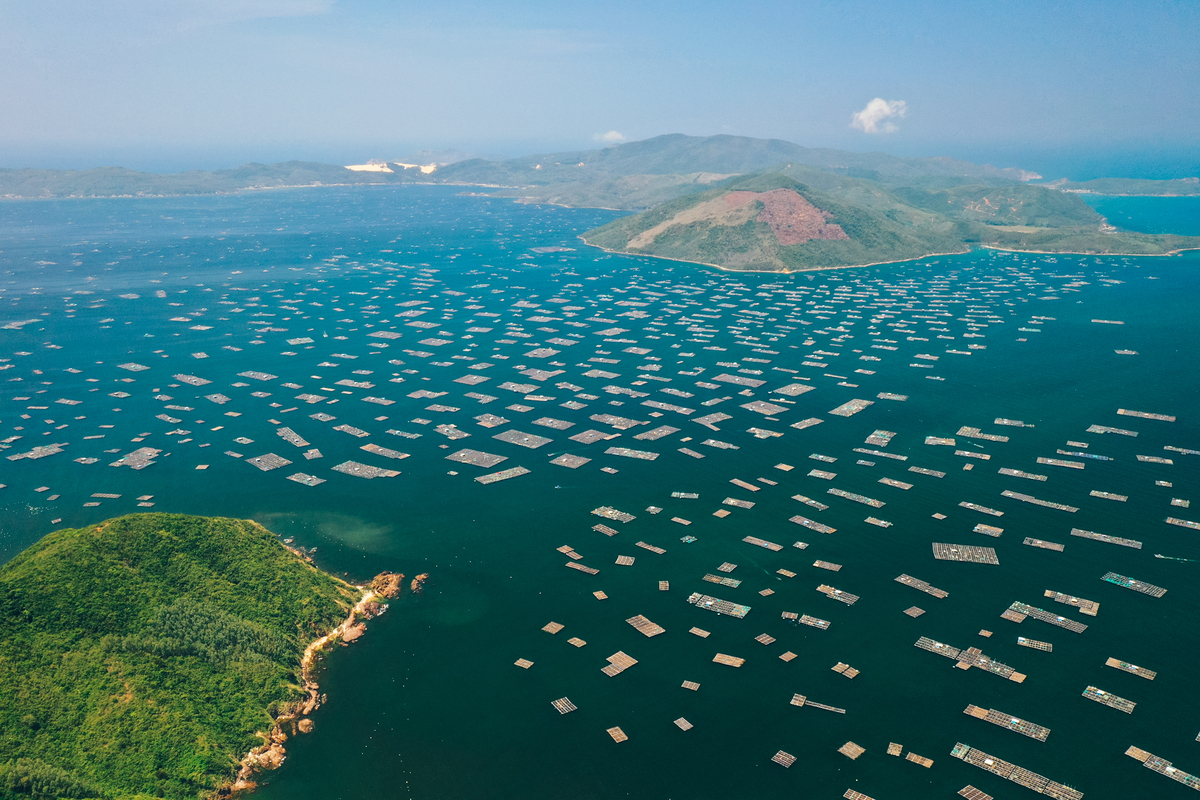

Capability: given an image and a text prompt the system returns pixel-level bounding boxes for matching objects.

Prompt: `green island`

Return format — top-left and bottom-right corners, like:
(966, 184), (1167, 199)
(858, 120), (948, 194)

(0, 513), (398, 800)
(581, 171), (1200, 272)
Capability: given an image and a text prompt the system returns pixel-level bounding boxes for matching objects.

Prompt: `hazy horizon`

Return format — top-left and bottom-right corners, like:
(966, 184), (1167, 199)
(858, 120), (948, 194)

(1, 1), (1197, 180)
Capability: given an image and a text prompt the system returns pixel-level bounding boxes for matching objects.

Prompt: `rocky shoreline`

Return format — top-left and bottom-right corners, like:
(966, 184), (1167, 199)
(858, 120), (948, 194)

(226, 571), (417, 795)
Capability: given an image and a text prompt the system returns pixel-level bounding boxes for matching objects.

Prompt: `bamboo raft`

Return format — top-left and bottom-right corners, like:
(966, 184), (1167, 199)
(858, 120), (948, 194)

(950, 743), (1083, 799)
(1038, 457), (1085, 470)
(1089, 490), (1127, 501)
(813, 560), (842, 572)
(1045, 590), (1099, 616)
(878, 477), (913, 490)
(958, 786), (994, 800)
(915, 638), (1026, 682)
(817, 584), (859, 605)
(827, 488), (885, 508)
(602, 651), (638, 677)
(1024, 537), (1065, 552)
(958, 426), (1010, 442)
(704, 574), (741, 588)
(475, 466), (530, 484)
(832, 662), (859, 678)
(674, 717), (693, 731)
(1087, 424), (1138, 437)
(626, 615), (665, 637)
(1125, 746), (1200, 790)
(772, 750), (796, 768)
(713, 653), (745, 667)
(792, 494), (830, 510)
(754, 633), (776, 645)
(1071, 528), (1142, 549)
(1118, 409), (1175, 422)
(1007, 602), (1088, 633)
(1000, 467), (1048, 481)
(975, 524), (1004, 537)
(446, 448), (507, 467)
(808, 469), (836, 480)
(592, 506), (636, 523)
(1105, 657), (1156, 680)
(1102, 572), (1166, 597)
(681, 680), (700, 690)
(514, 658), (533, 669)
(659, 580), (669, 591)
(908, 466), (946, 477)
(542, 622), (564, 634)
(777, 569), (797, 578)
(856, 447), (908, 461)
(1018, 637), (1053, 652)
(844, 790), (877, 800)
(800, 615), (831, 630)
(838, 742), (866, 760)
(565, 562), (598, 575)
(551, 697), (577, 715)
(1083, 685), (1135, 713)
(907, 752), (934, 768)
(896, 574), (949, 598)
(933, 543), (1000, 565)
(888, 743), (903, 756)
(743, 535), (783, 551)
(779, 651), (797, 661)
(687, 593), (750, 618)
(790, 515), (836, 533)
(904, 606), (925, 617)
(1001, 490), (1079, 513)
(959, 502), (1004, 517)
(717, 563), (738, 573)
(568, 638), (586, 648)
(606, 726), (628, 742)
(689, 627), (710, 638)
(635, 541), (666, 554)
(829, 399), (873, 417)
(965, 704), (1050, 741)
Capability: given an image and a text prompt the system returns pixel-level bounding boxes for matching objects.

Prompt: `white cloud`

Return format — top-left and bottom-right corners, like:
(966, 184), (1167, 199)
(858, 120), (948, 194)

(850, 98), (907, 134)
(593, 130), (626, 143)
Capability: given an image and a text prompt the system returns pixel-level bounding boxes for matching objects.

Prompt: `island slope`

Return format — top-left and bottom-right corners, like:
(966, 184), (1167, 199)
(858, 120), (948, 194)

(0, 513), (363, 799)
(582, 173), (1200, 272)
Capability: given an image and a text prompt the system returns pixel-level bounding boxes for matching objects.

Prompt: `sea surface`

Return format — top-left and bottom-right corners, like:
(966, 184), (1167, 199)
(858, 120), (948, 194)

(1, 186), (1199, 799)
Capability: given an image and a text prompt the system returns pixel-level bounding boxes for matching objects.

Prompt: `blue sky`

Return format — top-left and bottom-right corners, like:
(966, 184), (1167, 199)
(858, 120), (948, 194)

(1, 0), (1196, 177)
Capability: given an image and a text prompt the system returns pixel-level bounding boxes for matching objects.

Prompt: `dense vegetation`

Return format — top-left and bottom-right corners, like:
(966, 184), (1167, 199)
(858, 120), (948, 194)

(0, 514), (358, 799)
(583, 172), (1200, 272)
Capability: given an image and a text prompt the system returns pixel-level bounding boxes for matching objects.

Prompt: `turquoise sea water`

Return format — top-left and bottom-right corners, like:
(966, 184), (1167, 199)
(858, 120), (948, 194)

(1, 187), (1199, 799)
(1083, 194), (1200, 236)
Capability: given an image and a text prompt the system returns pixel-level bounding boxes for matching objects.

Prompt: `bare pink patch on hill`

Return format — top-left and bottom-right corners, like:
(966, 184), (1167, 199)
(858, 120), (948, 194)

(724, 189), (849, 245)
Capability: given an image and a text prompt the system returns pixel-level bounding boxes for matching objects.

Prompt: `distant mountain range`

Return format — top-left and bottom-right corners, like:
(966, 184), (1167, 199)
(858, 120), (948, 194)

(3, 133), (1197, 271)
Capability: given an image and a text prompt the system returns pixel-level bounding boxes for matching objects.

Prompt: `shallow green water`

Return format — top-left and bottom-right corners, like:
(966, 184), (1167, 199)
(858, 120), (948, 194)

(1, 187), (1198, 799)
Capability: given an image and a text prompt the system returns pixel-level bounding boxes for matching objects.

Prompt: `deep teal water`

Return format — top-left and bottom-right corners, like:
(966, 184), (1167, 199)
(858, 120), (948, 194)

(1, 187), (1198, 799)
